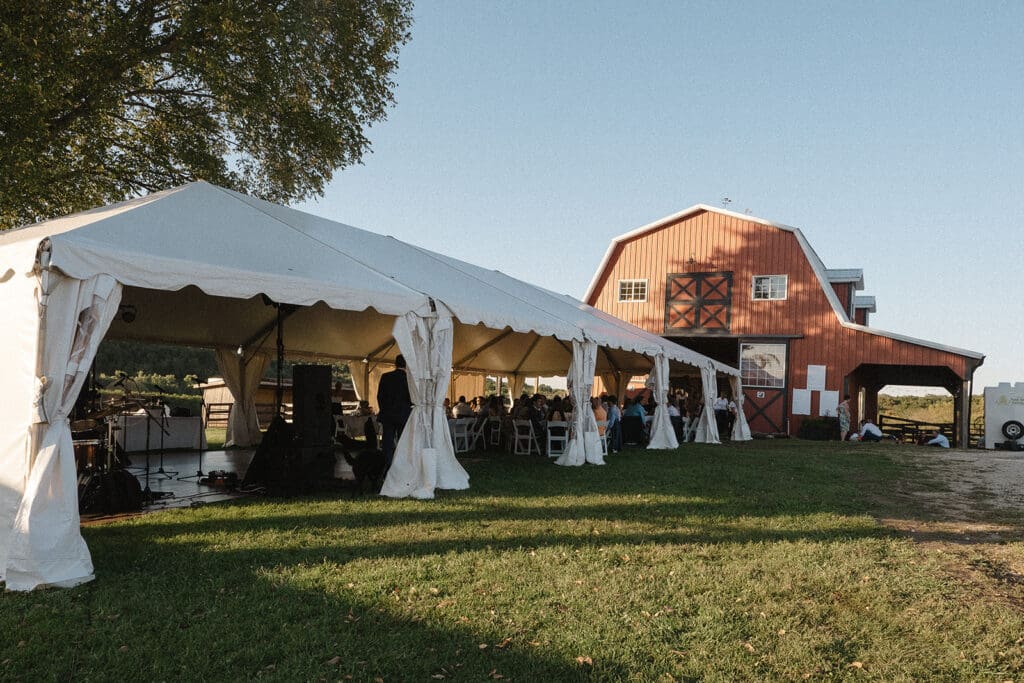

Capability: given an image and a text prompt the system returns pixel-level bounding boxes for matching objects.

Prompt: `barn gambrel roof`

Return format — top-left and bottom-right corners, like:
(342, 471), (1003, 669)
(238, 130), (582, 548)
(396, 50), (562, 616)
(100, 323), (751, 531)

(584, 204), (983, 361)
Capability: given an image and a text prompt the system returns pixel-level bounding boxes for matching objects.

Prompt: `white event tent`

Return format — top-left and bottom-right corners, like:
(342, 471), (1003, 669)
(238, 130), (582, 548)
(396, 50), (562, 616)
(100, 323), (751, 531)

(0, 182), (748, 591)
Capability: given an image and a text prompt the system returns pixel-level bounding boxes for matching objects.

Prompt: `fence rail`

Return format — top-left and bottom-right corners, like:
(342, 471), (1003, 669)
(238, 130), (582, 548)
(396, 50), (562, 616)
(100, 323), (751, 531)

(877, 414), (954, 444)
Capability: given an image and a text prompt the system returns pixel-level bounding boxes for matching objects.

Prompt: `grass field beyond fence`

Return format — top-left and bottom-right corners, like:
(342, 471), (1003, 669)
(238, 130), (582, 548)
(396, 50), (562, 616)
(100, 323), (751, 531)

(3, 441), (1024, 681)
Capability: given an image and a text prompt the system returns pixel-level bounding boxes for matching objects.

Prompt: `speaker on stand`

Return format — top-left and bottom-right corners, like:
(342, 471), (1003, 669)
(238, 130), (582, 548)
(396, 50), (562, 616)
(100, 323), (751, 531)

(292, 364), (336, 482)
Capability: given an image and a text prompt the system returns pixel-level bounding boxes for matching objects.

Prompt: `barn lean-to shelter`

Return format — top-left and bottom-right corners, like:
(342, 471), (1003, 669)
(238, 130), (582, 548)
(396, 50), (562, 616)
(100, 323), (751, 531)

(585, 204), (984, 443)
(0, 182), (746, 591)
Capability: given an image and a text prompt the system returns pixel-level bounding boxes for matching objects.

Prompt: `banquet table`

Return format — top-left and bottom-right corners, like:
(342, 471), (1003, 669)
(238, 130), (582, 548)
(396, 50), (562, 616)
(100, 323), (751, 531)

(113, 414), (207, 452)
(337, 414), (379, 438)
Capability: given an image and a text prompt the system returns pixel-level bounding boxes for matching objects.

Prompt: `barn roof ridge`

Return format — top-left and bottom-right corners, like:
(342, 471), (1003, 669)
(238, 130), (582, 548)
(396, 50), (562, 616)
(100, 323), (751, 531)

(584, 204), (984, 361)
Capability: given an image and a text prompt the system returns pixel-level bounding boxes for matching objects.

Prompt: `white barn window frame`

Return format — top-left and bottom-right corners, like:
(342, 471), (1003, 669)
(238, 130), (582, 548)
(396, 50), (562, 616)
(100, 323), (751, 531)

(740, 343), (787, 388)
(752, 274), (788, 301)
(618, 278), (648, 303)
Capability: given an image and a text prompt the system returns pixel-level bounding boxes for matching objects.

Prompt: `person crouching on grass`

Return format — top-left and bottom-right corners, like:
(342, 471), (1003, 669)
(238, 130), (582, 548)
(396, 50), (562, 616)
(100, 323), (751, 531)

(921, 428), (950, 448)
(858, 418), (883, 442)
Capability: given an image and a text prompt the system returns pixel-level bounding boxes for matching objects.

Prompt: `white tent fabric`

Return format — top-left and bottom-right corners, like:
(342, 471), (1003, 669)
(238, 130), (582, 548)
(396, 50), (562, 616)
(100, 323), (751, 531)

(5, 266), (121, 591)
(0, 182), (743, 588)
(646, 354), (679, 449)
(381, 304), (469, 499)
(215, 349), (271, 448)
(0, 240), (42, 584)
(730, 375), (753, 441)
(509, 374), (527, 401)
(695, 363), (721, 444)
(556, 341), (604, 467)
(351, 361), (385, 409)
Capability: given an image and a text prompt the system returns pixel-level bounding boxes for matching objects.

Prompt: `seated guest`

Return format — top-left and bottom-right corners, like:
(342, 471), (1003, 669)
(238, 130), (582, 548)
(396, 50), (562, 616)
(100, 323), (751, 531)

(454, 395), (475, 417)
(443, 397), (454, 419)
(859, 419), (883, 442)
(513, 394), (532, 420)
(529, 394), (548, 453)
(605, 397), (622, 453)
(355, 399), (374, 416)
(667, 399), (681, 418)
(644, 394), (657, 416)
(548, 396), (567, 422)
(622, 397), (645, 418)
(924, 429), (950, 448)
(592, 397), (607, 435)
(485, 395), (502, 416)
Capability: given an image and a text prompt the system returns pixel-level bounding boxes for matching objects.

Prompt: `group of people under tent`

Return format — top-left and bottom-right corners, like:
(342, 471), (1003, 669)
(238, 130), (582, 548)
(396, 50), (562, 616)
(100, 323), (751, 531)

(837, 394), (951, 448)
(437, 384), (745, 456)
(363, 356), (753, 471)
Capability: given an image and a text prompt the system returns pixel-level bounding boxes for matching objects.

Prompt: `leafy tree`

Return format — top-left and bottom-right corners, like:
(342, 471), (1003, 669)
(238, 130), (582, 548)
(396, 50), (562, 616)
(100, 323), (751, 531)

(0, 0), (413, 229)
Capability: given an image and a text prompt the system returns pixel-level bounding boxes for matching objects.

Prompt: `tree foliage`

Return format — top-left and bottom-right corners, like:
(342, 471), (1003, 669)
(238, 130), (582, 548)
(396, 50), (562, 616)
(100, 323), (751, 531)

(0, 0), (412, 229)
(94, 339), (353, 384)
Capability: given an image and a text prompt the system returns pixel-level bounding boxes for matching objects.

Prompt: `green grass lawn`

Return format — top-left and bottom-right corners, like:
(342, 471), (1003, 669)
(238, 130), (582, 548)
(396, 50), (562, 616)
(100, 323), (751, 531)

(4, 440), (1024, 681)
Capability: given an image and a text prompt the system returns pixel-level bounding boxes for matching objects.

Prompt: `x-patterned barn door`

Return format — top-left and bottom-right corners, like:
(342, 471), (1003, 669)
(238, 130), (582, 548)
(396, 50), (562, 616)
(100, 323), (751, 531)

(742, 388), (785, 434)
(664, 272), (733, 332)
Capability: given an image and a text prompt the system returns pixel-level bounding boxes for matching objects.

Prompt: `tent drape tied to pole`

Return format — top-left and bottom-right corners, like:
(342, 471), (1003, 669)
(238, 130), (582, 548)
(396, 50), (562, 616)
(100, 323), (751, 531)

(729, 374), (752, 441)
(214, 348), (271, 448)
(646, 353), (679, 449)
(5, 265), (122, 591)
(695, 360), (721, 444)
(381, 301), (469, 499)
(556, 339), (604, 467)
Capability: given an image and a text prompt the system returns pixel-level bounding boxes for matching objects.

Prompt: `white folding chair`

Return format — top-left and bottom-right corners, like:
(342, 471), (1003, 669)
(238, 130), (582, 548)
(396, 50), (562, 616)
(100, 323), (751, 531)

(512, 419), (538, 455)
(596, 419), (608, 455)
(451, 417), (473, 453)
(546, 420), (568, 457)
(467, 417), (487, 452)
(681, 416), (692, 443)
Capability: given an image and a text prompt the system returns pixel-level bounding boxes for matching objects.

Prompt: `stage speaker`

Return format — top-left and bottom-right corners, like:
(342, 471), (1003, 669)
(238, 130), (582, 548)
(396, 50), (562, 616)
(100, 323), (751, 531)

(292, 364), (334, 447)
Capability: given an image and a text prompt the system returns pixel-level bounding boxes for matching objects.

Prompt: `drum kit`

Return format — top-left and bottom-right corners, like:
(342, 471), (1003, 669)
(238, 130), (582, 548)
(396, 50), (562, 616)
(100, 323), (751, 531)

(73, 396), (170, 514)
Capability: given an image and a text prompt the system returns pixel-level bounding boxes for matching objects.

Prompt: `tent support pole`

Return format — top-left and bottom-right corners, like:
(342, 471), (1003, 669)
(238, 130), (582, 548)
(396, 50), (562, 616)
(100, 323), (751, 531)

(275, 305), (285, 415)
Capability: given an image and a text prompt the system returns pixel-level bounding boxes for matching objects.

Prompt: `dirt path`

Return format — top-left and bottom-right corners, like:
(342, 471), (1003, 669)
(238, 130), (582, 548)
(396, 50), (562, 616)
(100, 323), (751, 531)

(878, 447), (1024, 599)
(882, 447), (1024, 533)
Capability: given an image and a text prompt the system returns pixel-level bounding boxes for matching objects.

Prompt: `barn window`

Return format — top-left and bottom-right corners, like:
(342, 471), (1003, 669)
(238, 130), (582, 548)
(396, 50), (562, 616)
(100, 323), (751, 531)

(752, 274), (787, 300)
(740, 343), (787, 388)
(618, 279), (648, 302)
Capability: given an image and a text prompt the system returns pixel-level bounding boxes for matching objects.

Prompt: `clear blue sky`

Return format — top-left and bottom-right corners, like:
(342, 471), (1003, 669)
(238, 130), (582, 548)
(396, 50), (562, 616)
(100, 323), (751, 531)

(299, 1), (1024, 393)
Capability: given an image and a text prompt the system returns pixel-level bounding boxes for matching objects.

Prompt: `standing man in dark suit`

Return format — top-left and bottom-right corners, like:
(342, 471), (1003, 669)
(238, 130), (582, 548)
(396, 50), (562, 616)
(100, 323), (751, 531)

(377, 354), (412, 469)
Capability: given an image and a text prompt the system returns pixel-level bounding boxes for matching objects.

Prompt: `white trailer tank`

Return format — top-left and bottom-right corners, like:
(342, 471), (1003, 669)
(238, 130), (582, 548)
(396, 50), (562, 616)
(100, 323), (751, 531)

(984, 382), (1024, 450)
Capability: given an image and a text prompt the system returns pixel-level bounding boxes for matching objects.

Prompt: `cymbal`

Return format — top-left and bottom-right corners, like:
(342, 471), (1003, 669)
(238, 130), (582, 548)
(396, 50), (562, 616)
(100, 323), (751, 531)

(106, 397), (144, 406)
(87, 398), (145, 419)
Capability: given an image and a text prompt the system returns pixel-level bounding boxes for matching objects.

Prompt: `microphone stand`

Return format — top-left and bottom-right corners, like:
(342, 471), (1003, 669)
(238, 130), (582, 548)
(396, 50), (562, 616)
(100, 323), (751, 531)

(139, 403), (174, 505)
(153, 400), (177, 478)
(178, 397), (207, 481)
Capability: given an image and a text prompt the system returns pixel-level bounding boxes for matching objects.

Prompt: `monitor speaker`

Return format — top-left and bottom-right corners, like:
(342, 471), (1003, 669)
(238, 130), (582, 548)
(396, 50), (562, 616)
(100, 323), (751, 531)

(292, 364), (334, 447)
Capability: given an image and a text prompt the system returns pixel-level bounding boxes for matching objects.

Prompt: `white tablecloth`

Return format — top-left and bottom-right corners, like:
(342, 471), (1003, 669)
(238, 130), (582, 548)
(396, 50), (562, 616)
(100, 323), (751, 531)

(337, 414), (379, 438)
(114, 415), (207, 452)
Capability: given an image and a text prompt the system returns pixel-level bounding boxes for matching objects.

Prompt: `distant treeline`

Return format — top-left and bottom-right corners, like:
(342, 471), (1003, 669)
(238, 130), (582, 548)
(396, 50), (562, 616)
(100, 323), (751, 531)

(877, 394), (984, 424)
(93, 341), (977, 422)
(93, 340), (352, 388)
(94, 341), (218, 382)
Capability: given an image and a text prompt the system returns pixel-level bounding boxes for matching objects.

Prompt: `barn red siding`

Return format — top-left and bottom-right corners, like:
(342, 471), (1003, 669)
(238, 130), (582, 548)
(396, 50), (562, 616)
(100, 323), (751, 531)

(589, 208), (974, 433)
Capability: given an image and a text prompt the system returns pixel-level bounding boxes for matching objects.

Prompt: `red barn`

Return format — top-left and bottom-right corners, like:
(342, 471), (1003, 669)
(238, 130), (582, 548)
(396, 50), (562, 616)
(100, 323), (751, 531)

(585, 205), (984, 445)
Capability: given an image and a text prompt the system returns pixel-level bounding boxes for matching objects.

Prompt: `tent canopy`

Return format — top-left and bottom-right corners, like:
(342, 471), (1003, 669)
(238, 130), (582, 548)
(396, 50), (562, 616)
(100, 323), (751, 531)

(2, 182), (738, 378)
(0, 182), (744, 591)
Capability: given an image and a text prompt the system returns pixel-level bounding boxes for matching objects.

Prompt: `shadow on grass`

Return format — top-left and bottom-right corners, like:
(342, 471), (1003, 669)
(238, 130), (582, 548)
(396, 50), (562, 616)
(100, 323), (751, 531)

(4, 566), (611, 681)
(7, 440), (1007, 680)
